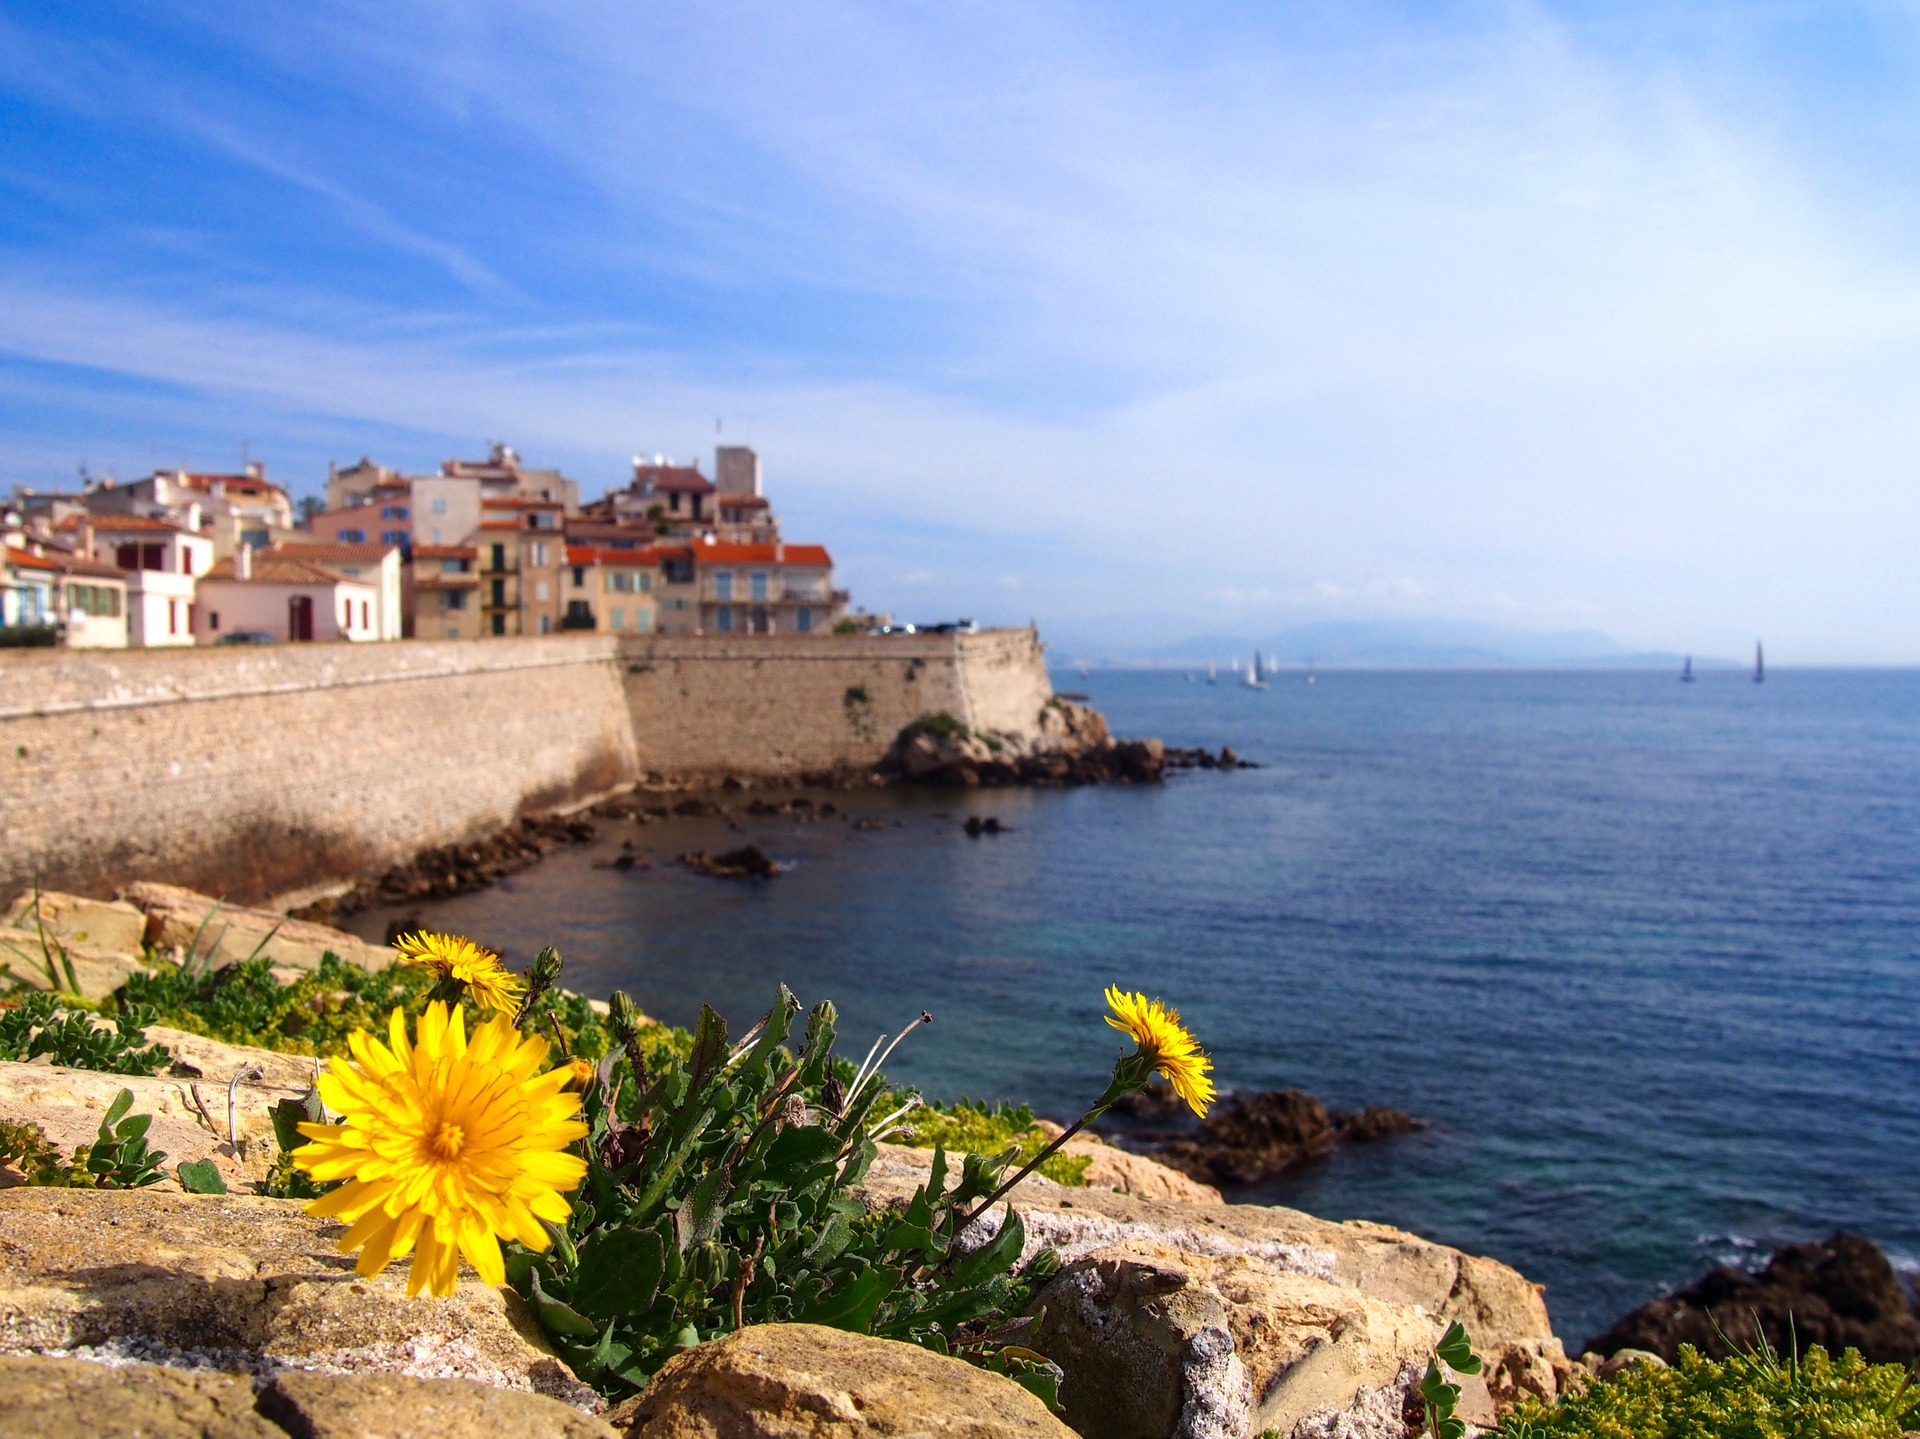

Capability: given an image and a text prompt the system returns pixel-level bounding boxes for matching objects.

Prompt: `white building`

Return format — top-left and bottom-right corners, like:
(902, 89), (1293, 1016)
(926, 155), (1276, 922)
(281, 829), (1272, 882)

(270, 541), (403, 639)
(194, 549), (380, 644)
(89, 515), (213, 647)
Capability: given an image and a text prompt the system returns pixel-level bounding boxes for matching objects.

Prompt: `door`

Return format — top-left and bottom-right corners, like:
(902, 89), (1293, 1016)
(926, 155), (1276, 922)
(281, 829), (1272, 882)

(289, 594), (314, 641)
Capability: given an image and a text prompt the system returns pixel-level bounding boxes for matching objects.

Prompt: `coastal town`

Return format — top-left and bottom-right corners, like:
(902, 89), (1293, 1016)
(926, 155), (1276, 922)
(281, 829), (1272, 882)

(0, 443), (866, 647)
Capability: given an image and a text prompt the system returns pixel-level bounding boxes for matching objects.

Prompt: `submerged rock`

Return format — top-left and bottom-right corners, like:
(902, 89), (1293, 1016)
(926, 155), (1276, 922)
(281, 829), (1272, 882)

(1124, 1087), (1425, 1187)
(1586, 1231), (1920, 1365)
(676, 846), (780, 879)
(609, 1323), (1074, 1438)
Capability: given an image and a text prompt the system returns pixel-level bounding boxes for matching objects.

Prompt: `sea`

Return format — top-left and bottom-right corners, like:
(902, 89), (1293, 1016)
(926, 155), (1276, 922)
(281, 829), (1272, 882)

(344, 666), (1920, 1345)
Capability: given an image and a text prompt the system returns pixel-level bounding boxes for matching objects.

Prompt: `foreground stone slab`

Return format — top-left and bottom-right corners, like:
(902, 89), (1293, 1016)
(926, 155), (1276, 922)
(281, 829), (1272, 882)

(610, 1323), (1075, 1438)
(120, 882), (397, 974)
(0, 1353), (282, 1439)
(0, 1188), (592, 1405)
(0, 1059), (301, 1191)
(258, 1369), (617, 1438)
(1, 891), (150, 956)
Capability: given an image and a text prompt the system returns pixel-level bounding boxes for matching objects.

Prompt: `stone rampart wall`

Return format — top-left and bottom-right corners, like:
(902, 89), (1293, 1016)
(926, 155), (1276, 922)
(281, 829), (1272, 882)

(0, 629), (1054, 902)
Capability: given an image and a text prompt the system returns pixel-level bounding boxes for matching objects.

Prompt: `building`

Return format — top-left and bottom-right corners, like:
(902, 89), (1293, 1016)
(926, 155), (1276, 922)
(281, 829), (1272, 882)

(49, 552), (130, 648)
(440, 444), (580, 511)
(324, 457), (404, 512)
(693, 541), (842, 635)
(194, 549), (380, 644)
(271, 541), (403, 639)
(562, 544), (667, 633)
(477, 496), (566, 636)
(1, 543), (56, 637)
(305, 489), (415, 551)
(84, 464), (295, 557)
(88, 515), (213, 647)
(408, 545), (481, 640)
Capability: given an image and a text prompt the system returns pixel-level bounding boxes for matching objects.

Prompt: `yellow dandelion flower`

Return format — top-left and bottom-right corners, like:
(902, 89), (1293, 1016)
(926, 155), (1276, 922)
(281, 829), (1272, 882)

(393, 931), (525, 1015)
(294, 1002), (589, 1297)
(563, 1057), (596, 1089)
(1104, 985), (1216, 1116)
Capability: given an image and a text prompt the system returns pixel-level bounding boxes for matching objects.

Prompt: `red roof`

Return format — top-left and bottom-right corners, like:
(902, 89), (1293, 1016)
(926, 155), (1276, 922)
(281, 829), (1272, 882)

(55, 554), (127, 580)
(89, 514), (188, 534)
(480, 496), (564, 510)
(637, 465), (713, 495)
(412, 545), (476, 559)
(204, 554), (370, 586)
(566, 544), (676, 566)
(721, 494), (771, 510)
(694, 543), (831, 567)
(5, 546), (60, 572)
(272, 541), (395, 563)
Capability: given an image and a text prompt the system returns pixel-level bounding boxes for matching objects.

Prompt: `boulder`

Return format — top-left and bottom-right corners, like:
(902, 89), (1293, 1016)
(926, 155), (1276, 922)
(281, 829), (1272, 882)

(609, 1323), (1075, 1438)
(1027, 1240), (1486, 1439)
(1586, 1231), (1920, 1365)
(0, 940), (155, 1001)
(257, 1369), (617, 1438)
(0, 1058), (302, 1191)
(1, 890), (150, 956)
(0, 1188), (592, 1405)
(0, 1353), (282, 1439)
(1145, 1090), (1424, 1187)
(120, 882), (396, 974)
(1027, 1130), (1224, 1207)
(860, 1150), (1573, 1434)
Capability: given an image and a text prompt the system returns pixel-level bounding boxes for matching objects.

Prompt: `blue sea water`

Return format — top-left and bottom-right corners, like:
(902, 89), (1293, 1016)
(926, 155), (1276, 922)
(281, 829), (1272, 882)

(350, 667), (1920, 1344)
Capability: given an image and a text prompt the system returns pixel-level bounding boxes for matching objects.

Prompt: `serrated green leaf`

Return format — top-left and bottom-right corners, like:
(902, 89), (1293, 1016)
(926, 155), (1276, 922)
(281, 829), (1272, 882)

(800, 1266), (896, 1334)
(571, 1226), (666, 1321)
(950, 1207), (1025, 1288)
(528, 1269), (601, 1338)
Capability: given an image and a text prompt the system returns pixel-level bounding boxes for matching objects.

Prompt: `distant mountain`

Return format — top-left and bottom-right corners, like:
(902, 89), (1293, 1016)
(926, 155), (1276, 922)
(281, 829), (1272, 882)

(1053, 619), (1720, 670)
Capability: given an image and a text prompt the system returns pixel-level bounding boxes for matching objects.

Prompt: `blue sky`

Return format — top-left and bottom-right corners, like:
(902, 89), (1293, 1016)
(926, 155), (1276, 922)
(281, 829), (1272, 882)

(3, 3), (1919, 659)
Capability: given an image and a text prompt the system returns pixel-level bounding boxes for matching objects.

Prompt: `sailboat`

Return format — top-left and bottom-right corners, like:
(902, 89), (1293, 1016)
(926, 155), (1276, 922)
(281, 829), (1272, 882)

(1242, 651), (1270, 690)
(1305, 654), (1317, 686)
(1681, 655), (1695, 683)
(1753, 642), (1765, 685)
(1206, 662), (1218, 685)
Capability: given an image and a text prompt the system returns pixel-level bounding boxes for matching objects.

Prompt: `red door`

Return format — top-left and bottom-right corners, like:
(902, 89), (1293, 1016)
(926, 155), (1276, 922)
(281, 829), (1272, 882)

(289, 594), (314, 641)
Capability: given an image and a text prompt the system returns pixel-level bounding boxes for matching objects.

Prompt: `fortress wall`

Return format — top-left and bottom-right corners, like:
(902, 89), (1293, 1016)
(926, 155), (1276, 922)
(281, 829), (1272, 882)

(615, 628), (1054, 775)
(0, 637), (639, 903)
(0, 628), (1055, 903)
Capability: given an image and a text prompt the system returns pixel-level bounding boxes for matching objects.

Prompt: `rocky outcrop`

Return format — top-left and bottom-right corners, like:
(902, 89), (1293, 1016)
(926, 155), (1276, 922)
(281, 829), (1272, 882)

(0, 1187), (593, 1404)
(0, 1354), (616, 1439)
(607, 1323), (1075, 1438)
(677, 846), (780, 879)
(1586, 1231), (1920, 1365)
(0, 891), (159, 999)
(879, 705), (1189, 788)
(862, 1145), (1577, 1436)
(122, 882), (396, 974)
(290, 815), (602, 923)
(1131, 1089), (1425, 1188)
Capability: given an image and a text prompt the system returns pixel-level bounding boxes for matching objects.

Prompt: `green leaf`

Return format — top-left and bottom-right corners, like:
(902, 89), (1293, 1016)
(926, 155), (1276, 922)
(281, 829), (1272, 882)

(799, 1266), (896, 1333)
(760, 1123), (842, 1178)
(1436, 1319), (1482, 1375)
(175, 1159), (228, 1194)
(114, 1112), (153, 1145)
(673, 1166), (732, 1254)
(527, 1269), (601, 1339)
(571, 1226), (666, 1321)
(100, 1088), (133, 1134)
(949, 1208), (1026, 1289)
(271, 1092), (323, 1153)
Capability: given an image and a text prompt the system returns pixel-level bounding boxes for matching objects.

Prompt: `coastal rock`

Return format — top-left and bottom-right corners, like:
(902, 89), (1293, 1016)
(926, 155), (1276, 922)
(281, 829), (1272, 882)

(121, 882), (396, 974)
(1141, 1089), (1425, 1187)
(861, 1147), (1571, 1427)
(1586, 1231), (1920, 1365)
(0, 1353), (282, 1439)
(292, 815), (602, 921)
(1026, 1128), (1224, 1206)
(257, 1369), (617, 1438)
(1027, 1239), (1488, 1439)
(676, 846), (779, 879)
(0, 1058), (301, 1190)
(0, 939), (155, 1000)
(608, 1323), (1074, 1438)
(0, 1188), (592, 1404)
(1, 891), (150, 956)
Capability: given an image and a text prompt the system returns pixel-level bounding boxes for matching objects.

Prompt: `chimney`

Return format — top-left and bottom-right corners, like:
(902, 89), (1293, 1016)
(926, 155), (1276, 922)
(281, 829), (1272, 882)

(775, 541), (785, 563)
(237, 545), (252, 580)
(245, 460), (265, 481)
(77, 519), (95, 559)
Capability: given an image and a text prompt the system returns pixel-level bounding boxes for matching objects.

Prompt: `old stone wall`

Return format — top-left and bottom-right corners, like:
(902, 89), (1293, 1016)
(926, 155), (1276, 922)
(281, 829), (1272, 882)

(0, 628), (1055, 902)
(0, 637), (639, 903)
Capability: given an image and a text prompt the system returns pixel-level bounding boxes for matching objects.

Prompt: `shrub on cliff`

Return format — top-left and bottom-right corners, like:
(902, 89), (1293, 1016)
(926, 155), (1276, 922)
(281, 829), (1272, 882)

(1500, 1344), (1920, 1438)
(879, 1096), (1091, 1187)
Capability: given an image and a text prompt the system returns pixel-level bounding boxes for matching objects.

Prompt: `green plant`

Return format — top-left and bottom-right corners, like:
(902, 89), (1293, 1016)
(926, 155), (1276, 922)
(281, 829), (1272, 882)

(176, 1158), (228, 1194)
(0, 992), (171, 1075)
(833, 618), (860, 634)
(0, 882), (81, 992)
(1420, 1321), (1484, 1439)
(0, 625), (57, 648)
(0, 1117), (76, 1185)
(881, 1098), (1090, 1188)
(843, 684), (870, 706)
(83, 1087), (169, 1188)
(1500, 1342), (1920, 1438)
(511, 987), (1064, 1405)
(898, 712), (970, 744)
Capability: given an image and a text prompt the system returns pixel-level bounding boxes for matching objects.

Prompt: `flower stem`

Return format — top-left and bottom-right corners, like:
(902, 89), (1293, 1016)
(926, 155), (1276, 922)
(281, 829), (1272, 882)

(951, 1105), (1105, 1237)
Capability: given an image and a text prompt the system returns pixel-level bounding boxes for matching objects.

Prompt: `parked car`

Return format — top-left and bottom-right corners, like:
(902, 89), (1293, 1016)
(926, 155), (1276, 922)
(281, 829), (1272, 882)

(214, 630), (276, 645)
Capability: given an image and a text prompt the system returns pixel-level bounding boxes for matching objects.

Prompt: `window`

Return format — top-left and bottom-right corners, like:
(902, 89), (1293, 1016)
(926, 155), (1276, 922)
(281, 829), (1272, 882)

(639, 572), (652, 592)
(440, 558), (465, 574)
(490, 544), (506, 572)
(797, 607), (812, 633)
(750, 571), (769, 601)
(379, 505), (408, 519)
(534, 579), (549, 602)
(242, 530), (269, 549)
(611, 606), (625, 629)
(539, 614), (552, 634)
(636, 609), (652, 633)
(572, 566), (586, 587)
(181, 548), (195, 576)
(208, 610), (220, 630)
(716, 607), (733, 632)
(491, 613), (505, 635)
(530, 541), (548, 566)
(445, 590), (467, 611)
(143, 543), (164, 571)
(713, 572), (733, 601)
(431, 498), (447, 515)
(168, 599), (178, 635)
(447, 625), (460, 637)
(491, 579), (506, 606)
(381, 530), (407, 546)
(341, 528), (366, 544)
